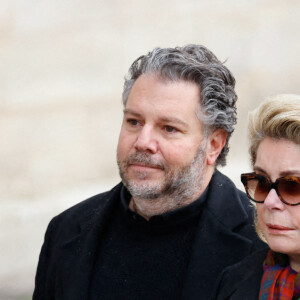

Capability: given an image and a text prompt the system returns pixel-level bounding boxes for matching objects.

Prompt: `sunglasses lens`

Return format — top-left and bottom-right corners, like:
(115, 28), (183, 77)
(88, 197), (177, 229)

(254, 176), (269, 201)
(246, 175), (269, 202)
(278, 177), (300, 205)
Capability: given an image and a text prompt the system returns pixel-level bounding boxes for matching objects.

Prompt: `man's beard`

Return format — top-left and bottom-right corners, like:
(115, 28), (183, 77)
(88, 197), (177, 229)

(117, 144), (207, 203)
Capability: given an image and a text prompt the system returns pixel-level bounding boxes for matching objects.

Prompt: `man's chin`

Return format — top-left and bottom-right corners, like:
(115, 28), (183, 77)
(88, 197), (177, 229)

(125, 174), (162, 185)
(125, 180), (164, 199)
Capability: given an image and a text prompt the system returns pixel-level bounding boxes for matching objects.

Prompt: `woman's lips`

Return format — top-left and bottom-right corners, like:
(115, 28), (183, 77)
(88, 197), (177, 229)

(266, 223), (294, 234)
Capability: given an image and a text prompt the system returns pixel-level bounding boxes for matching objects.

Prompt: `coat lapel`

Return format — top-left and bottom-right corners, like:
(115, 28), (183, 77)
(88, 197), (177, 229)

(181, 171), (255, 299)
(55, 184), (122, 300)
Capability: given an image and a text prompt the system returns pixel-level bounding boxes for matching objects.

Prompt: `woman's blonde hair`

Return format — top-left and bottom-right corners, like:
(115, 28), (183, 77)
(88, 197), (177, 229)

(248, 94), (300, 241)
(248, 94), (300, 166)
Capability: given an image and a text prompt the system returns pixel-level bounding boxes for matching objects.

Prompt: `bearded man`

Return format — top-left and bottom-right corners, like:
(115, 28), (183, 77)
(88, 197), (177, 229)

(33, 45), (266, 300)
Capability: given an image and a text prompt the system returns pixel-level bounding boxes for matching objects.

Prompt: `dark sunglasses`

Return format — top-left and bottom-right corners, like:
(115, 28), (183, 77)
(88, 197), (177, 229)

(241, 172), (300, 206)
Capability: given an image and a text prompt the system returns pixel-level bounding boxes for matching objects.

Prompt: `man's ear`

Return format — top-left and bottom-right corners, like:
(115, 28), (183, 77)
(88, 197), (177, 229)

(206, 129), (228, 166)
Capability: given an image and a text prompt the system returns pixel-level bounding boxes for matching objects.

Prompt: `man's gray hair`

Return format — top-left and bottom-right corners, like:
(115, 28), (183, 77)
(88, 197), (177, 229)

(122, 44), (237, 166)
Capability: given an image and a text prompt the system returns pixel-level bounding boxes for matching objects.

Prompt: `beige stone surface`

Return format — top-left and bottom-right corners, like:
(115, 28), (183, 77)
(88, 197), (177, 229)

(1, 0), (300, 298)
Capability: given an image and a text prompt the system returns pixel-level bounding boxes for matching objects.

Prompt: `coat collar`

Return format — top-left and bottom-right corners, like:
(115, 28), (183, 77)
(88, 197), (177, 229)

(205, 170), (250, 229)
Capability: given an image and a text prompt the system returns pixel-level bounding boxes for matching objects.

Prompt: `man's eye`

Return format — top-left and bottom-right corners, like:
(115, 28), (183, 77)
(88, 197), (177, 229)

(127, 119), (139, 126)
(164, 125), (178, 133)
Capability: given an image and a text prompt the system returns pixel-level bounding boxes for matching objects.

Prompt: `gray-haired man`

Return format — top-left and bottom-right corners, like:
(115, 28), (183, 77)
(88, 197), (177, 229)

(33, 45), (265, 300)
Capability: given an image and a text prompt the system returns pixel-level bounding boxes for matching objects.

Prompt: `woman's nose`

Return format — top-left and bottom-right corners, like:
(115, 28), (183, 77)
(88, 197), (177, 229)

(263, 189), (285, 210)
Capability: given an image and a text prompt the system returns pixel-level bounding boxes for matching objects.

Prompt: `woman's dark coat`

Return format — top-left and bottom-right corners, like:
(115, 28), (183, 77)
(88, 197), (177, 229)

(33, 171), (266, 300)
(213, 248), (269, 300)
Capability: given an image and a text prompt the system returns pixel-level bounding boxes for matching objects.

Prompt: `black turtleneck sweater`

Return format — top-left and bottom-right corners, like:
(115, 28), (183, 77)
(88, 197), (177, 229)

(90, 187), (208, 300)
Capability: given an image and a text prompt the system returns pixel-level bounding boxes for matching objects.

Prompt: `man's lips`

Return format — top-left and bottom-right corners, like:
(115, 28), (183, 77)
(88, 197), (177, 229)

(129, 163), (163, 170)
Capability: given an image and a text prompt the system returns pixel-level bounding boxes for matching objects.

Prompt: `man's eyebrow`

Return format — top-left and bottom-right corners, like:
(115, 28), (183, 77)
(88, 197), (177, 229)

(123, 109), (142, 118)
(159, 117), (189, 128)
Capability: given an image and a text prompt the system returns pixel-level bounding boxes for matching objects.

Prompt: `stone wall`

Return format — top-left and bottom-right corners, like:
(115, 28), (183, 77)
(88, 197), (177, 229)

(1, 1), (300, 298)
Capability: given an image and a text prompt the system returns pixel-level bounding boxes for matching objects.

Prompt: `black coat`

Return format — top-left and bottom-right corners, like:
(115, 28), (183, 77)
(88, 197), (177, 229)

(33, 171), (266, 300)
(212, 248), (269, 300)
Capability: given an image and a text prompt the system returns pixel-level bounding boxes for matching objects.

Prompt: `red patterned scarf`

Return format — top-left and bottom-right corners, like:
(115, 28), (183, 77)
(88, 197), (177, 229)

(259, 250), (300, 300)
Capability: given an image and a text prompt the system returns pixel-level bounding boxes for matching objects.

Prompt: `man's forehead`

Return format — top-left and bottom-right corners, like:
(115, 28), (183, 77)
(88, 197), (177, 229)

(127, 75), (201, 103)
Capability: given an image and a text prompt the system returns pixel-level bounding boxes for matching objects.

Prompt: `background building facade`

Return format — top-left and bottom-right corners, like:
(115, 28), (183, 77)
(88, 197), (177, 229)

(1, 1), (300, 299)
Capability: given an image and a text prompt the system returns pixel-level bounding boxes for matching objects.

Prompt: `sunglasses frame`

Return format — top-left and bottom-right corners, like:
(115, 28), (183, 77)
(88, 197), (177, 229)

(241, 172), (300, 206)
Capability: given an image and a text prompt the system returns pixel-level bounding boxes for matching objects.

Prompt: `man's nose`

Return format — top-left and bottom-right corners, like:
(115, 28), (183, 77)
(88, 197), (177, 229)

(264, 189), (285, 211)
(134, 126), (158, 153)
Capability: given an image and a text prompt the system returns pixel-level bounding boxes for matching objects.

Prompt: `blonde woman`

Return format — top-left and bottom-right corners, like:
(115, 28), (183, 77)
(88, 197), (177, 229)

(214, 94), (300, 300)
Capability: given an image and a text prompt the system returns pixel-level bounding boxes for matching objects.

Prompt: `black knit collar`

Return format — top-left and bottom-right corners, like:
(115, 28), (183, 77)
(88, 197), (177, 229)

(120, 184), (208, 227)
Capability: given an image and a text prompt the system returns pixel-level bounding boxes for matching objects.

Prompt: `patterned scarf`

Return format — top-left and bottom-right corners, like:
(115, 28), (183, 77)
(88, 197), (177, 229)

(259, 250), (300, 300)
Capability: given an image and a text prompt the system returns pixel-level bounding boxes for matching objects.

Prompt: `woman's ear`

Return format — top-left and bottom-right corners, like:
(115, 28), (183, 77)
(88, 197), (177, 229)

(206, 129), (228, 166)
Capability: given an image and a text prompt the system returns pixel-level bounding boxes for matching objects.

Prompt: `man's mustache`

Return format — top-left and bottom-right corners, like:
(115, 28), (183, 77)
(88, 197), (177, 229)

(126, 152), (165, 170)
